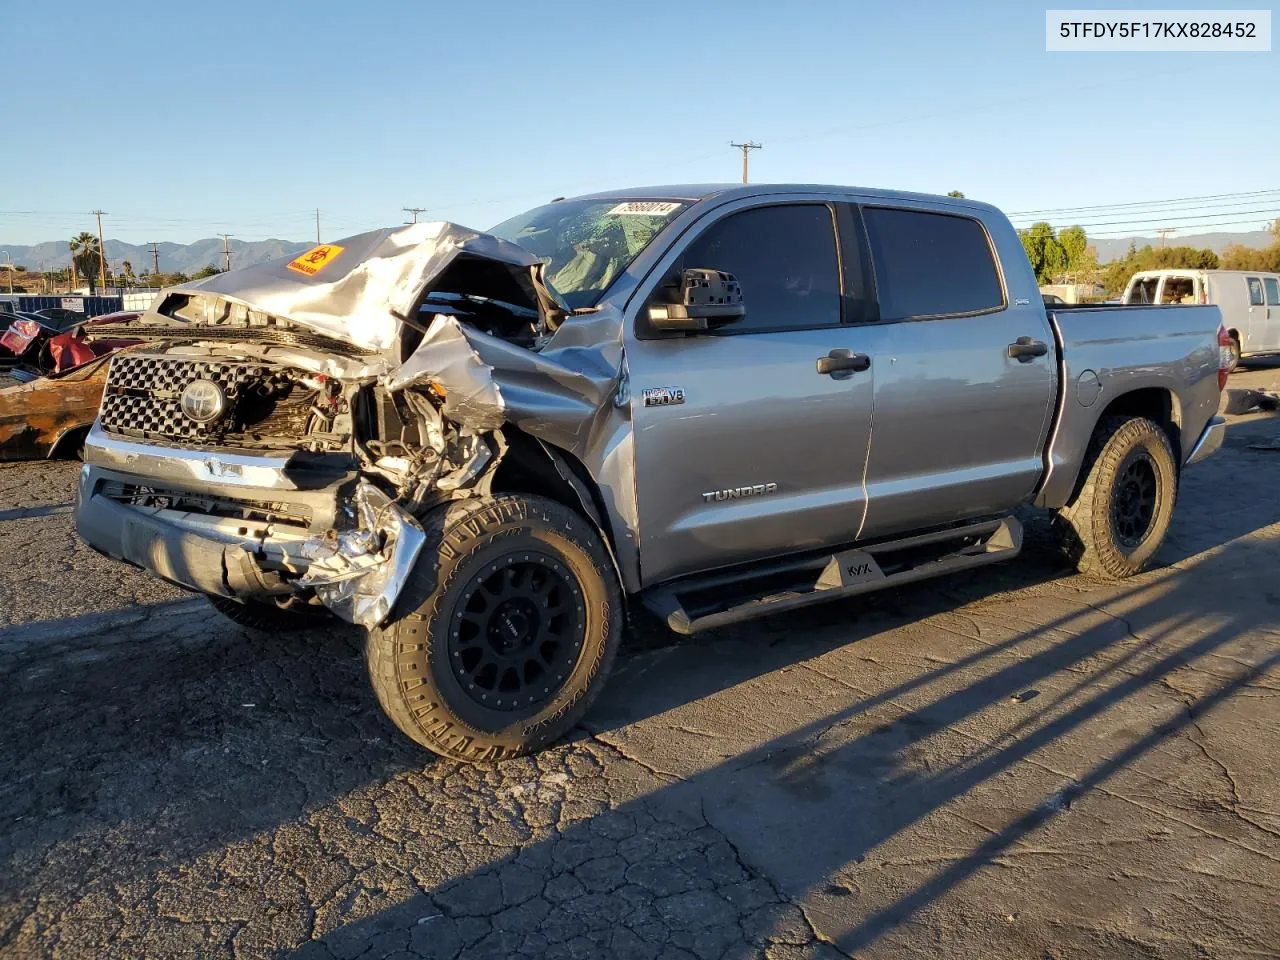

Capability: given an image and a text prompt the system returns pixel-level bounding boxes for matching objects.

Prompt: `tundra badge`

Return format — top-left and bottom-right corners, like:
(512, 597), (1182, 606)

(642, 386), (685, 407)
(702, 483), (778, 503)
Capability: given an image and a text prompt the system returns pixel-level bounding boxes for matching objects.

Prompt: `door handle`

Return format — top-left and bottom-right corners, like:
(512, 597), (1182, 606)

(1007, 336), (1049, 361)
(816, 349), (871, 378)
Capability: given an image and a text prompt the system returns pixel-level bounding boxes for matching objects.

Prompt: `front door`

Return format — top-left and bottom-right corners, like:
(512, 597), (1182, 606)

(627, 202), (874, 585)
(855, 205), (1058, 539)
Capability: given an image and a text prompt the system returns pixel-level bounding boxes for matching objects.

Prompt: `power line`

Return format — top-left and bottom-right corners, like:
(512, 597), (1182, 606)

(218, 233), (233, 272)
(402, 206), (427, 223)
(729, 141), (762, 184)
(1014, 206), (1279, 230)
(1008, 187), (1280, 218)
(149, 242), (160, 275)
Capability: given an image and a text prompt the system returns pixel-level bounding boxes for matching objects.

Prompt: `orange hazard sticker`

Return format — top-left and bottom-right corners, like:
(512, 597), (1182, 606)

(287, 244), (345, 277)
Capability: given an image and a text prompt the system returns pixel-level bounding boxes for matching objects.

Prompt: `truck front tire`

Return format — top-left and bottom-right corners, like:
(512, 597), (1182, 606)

(1055, 415), (1178, 580)
(366, 494), (622, 762)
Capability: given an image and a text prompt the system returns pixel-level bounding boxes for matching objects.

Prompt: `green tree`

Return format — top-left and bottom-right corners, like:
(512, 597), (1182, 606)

(1057, 225), (1095, 278)
(946, 190), (965, 198)
(1019, 222), (1066, 284)
(68, 232), (101, 292)
(192, 264), (224, 279)
(121, 260), (134, 284)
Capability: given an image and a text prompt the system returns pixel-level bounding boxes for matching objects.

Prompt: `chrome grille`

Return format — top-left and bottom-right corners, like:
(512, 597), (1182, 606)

(100, 354), (282, 443)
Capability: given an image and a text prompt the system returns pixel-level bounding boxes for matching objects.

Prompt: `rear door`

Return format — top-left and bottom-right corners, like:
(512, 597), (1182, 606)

(627, 200), (874, 584)
(1246, 277), (1268, 350)
(854, 205), (1057, 540)
(1264, 277), (1280, 351)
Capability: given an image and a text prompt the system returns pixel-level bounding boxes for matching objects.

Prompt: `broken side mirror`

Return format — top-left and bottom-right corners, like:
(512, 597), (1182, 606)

(647, 268), (745, 331)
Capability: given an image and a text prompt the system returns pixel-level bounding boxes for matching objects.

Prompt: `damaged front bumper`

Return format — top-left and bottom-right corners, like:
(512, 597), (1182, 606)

(75, 427), (427, 628)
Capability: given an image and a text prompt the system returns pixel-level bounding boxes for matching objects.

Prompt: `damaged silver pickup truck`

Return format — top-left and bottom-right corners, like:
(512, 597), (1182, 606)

(74, 185), (1229, 761)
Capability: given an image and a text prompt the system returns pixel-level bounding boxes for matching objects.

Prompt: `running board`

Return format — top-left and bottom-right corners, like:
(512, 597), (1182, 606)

(641, 516), (1022, 635)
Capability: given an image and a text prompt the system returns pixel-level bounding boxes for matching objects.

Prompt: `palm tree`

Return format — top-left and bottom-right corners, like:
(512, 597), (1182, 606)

(69, 232), (101, 292)
(121, 260), (134, 287)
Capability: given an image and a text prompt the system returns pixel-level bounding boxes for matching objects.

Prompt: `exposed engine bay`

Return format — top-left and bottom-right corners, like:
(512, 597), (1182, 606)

(77, 221), (626, 627)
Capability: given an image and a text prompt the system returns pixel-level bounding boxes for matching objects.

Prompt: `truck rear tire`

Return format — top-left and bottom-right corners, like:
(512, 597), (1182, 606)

(1055, 415), (1178, 580)
(366, 494), (622, 762)
(1226, 334), (1241, 372)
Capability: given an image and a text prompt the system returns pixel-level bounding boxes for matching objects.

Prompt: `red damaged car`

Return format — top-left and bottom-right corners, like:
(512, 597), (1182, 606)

(0, 311), (141, 460)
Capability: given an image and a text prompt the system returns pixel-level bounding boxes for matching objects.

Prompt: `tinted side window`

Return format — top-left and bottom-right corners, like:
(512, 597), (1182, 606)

(862, 208), (1003, 320)
(1265, 278), (1280, 306)
(1247, 278), (1265, 306)
(681, 204), (840, 332)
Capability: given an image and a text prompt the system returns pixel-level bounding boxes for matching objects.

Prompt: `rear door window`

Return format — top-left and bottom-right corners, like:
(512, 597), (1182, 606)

(1129, 277), (1158, 303)
(679, 204), (842, 332)
(862, 207), (1004, 320)
(1248, 277), (1265, 306)
(1159, 276), (1196, 304)
(1264, 278), (1280, 306)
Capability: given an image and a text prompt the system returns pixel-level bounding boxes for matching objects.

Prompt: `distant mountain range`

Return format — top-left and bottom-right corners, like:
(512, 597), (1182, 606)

(1, 228), (1274, 275)
(1087, 231), (1273, 262)
(0, 238), (313, 275)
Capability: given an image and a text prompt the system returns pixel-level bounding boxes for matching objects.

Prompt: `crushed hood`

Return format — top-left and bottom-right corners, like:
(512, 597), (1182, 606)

(162, 219), (629, 461)
(169, 221), (569, 352)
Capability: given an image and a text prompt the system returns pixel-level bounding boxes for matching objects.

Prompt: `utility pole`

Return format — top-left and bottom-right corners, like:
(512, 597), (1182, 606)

(91, 209), (108, 291)
(729, 141), (762, 184)
(218, 234), (233, 272)
(1156, 227), (1175, 249)
(315, 208), (321, 243)
(149, 242), (160, 277)
(403, 206), (427, 224)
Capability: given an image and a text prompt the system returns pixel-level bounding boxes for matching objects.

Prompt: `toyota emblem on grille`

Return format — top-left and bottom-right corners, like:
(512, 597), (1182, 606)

(180, 379), (226, 423)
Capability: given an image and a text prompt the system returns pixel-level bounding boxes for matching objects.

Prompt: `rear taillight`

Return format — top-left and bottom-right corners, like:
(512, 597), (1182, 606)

(1217, 325), (1232, 390)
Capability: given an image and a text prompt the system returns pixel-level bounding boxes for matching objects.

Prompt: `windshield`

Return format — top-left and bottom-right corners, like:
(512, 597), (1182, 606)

(489, 199), (688, 309)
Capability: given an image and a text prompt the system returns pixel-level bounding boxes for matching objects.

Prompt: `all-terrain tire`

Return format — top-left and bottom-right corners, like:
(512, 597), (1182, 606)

(1054, 415), (1178, 580)
(367, 494), (623, 763)
(208, 595), (333, 632)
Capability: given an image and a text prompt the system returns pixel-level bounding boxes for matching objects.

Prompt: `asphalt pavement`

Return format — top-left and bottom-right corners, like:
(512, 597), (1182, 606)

(2, 364), (1279, 959)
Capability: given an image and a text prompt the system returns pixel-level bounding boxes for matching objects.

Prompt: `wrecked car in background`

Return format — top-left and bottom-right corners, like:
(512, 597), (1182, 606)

(74, 186), (1227, 763)
(0, 312), (141, 460)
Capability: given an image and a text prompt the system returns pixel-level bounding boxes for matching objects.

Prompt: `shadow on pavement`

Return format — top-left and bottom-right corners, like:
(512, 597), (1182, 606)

(288, 523), (1280, 958)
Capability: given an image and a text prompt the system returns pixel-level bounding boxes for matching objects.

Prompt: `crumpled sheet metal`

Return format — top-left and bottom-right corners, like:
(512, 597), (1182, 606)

(169, 222), (558, 353)
(296, 481), (426, 627)
(387, 312), (622, 456)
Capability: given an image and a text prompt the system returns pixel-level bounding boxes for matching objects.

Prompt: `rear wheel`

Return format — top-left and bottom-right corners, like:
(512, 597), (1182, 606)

(1226, 334), (1241, 372)
(1054, 415), (1178, 580)
(366, 494), (622, 762)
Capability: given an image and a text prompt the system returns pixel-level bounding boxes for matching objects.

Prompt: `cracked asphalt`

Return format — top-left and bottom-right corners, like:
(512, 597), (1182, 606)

(2, 365), (1280, 960)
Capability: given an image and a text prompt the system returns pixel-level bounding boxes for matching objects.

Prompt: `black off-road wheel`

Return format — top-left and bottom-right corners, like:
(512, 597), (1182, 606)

(208, 595), (333, 632)
(1054, 415), (1178, 580)
(367, 494), (623, 763)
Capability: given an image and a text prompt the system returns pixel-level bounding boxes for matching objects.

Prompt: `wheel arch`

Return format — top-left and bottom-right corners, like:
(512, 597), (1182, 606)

(1038, 385), (1182, 510)
(48, 423), (91, 459)
(489, 427), (630, 598)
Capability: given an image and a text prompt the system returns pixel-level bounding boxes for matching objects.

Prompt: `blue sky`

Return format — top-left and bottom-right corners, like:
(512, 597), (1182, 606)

(3, 0), (1276, 245)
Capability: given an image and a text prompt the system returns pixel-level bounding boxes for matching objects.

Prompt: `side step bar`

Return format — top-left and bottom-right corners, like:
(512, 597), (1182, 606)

(641, 516), (1022, 635)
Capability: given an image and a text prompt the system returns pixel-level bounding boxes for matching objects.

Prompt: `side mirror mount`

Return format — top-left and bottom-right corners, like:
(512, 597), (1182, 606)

(647, 268), (745, 331)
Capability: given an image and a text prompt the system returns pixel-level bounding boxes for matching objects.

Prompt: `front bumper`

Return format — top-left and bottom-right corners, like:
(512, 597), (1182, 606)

(1185, 415), (1227, 466)
(75, 426), (427, 627)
